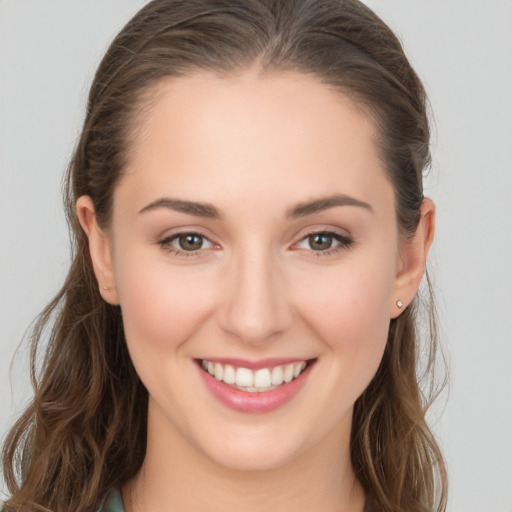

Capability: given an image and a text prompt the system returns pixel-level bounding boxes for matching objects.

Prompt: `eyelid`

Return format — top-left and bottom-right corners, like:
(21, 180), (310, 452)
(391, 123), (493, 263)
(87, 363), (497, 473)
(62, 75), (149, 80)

(169, 233), (214, 250)
(291, 228), (354, 255)
(156, 225), (217, 244)
(157, 229), (220, 256)
(293, 225), (352, 243)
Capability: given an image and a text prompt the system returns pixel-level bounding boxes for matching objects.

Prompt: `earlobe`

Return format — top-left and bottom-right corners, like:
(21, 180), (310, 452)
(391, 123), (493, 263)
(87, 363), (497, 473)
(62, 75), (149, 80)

(76, 196), (119, 305)
(390, 198), (435, 318)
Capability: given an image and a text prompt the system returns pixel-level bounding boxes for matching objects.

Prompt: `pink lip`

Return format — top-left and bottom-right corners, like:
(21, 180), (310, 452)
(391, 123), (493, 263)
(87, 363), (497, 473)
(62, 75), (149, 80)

(196, 359), (316, 414)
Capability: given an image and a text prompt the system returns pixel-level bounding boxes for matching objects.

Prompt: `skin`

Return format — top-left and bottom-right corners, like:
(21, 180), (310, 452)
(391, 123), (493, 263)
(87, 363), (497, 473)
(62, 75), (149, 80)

(78, 69), (434, 511)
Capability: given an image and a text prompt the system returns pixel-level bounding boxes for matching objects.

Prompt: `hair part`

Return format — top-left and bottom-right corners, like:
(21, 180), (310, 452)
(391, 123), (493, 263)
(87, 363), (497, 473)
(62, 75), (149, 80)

(2, 1), (447, 511)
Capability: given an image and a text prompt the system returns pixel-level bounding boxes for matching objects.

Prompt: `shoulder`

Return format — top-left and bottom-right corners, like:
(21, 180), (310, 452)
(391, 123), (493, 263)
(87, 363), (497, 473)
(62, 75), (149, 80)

(97, 489), (124, 512)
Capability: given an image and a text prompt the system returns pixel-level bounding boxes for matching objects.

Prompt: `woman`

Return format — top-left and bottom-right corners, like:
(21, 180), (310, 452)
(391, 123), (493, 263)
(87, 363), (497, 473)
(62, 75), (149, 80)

(2, 0), (447, 511)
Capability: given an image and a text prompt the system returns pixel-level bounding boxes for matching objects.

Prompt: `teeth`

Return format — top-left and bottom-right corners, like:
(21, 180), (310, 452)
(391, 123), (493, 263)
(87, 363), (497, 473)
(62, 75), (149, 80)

(294, 361), (306, 377)
(271, 366), (284, 385)
(254, 368), (272, 388)
(201, 359), (309, 391)
(236, 367), (253, 387)
(244, 386), (277, 392)
(283, 364), (294, 383)
(214, 362), (223, 381)
(223, 364), (236, 384)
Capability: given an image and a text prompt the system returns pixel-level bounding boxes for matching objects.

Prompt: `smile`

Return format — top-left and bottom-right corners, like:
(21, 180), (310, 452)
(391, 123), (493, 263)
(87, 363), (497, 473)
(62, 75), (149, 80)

(196, 357), (316, 414)
(201, 359), (309, 392)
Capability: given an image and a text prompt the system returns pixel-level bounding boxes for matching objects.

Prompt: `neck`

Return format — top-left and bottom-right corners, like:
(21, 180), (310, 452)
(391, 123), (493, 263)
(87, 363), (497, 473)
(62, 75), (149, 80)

(123, 402), (366, 512)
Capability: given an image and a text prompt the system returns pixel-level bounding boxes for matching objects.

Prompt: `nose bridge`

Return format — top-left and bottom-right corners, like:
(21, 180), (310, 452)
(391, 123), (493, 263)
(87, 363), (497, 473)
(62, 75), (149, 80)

(220, 241), (291, 344)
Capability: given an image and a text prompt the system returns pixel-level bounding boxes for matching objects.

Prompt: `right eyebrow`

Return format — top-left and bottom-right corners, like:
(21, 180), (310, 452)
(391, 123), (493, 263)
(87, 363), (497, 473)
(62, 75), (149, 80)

(138, 198), (222, 219)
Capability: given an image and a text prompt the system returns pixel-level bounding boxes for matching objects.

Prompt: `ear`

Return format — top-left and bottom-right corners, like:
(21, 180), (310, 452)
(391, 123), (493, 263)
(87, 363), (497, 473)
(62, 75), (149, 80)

(76, 196), (119, 305)
(390, 198), (435, 318)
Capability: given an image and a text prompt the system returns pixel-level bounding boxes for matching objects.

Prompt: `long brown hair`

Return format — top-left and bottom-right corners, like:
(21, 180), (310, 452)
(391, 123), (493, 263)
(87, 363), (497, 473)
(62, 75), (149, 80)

(2, 1), (447, 511)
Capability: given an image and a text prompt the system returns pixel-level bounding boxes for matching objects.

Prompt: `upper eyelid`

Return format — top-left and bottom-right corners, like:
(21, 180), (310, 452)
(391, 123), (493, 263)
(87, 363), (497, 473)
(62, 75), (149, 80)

(296, 231), (351, 244)
(301, 229), (349, 239)
(158, 228), (215, 242)
(294, 227), (352, 243)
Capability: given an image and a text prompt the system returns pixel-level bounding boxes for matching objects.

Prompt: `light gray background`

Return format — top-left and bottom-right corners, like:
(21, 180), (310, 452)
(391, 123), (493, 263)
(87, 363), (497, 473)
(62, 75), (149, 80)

(1, 1), (511, 510)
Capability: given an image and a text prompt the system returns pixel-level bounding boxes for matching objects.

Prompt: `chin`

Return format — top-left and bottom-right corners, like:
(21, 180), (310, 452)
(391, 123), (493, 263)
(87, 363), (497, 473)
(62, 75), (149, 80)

(189, 416), (333, 474)
(204, 439), (301, 473)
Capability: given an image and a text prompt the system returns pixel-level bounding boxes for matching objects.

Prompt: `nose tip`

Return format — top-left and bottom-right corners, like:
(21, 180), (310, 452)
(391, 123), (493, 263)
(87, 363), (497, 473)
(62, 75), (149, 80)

(218, 255), (291, 345)
(224, 298), (284, 344)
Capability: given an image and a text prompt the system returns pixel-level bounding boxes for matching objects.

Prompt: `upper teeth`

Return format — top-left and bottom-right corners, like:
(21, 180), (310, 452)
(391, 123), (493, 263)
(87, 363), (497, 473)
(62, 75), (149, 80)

(201, 360), (308, 392)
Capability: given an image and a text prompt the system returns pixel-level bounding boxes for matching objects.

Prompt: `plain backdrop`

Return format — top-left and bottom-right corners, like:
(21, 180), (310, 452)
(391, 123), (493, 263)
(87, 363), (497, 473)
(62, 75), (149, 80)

(1, 1), (511, 510)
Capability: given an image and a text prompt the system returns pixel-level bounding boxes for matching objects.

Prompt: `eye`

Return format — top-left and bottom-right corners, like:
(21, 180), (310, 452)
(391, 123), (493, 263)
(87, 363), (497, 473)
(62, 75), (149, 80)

(158, 231), (215, 254)
(175, 233), (207, 251)
(296, 231), (353, 254)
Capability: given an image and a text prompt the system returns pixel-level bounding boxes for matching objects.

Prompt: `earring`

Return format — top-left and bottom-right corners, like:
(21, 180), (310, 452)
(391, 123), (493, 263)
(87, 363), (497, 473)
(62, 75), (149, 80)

(103, 285), (109, 291)
(396, 300), (403, 309)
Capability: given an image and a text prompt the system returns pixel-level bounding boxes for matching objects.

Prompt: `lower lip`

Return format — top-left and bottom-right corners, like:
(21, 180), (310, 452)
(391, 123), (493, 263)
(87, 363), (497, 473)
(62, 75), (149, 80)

(197, 361), (315, 414)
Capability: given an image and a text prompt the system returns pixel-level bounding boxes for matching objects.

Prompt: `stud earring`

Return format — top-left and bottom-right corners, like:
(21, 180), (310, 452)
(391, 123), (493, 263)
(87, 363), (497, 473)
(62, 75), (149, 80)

(103, 285), (109, 291)
(396, 300), (403, 309)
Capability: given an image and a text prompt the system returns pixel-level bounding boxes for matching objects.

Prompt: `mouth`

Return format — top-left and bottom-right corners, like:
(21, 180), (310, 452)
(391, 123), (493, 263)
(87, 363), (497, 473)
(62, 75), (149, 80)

(199, 358), (314, 392)
(195, 357), (317, 413)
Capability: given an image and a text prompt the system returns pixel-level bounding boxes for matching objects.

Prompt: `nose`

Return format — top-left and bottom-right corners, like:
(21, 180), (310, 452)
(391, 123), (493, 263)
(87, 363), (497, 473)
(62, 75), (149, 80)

(218, 246), (292, 345)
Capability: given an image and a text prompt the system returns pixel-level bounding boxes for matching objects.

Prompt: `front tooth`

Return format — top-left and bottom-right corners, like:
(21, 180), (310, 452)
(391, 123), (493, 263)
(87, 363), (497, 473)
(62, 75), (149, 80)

(254, 368), (271, 388)
(223, 364), (235, 384)
(293, 361), (306, 378)
(214, 363), (223, 380)
(271, 366), (284, 385)
(283, 364), (294, 383)
(236, 367), (253, 387)
(207, 361), (215, 376)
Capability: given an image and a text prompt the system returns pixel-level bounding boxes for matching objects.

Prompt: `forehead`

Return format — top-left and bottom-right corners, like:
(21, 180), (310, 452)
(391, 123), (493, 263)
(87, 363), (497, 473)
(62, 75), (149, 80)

(118, 70), (393, 216)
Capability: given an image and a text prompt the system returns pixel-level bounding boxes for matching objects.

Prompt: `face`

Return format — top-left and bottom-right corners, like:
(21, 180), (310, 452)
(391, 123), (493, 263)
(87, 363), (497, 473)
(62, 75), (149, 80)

(82, 70), (419, 471)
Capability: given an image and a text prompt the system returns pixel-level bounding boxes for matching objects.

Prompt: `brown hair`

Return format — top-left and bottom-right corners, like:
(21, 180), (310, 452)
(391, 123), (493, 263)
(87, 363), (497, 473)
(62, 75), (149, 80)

(2, 1), (447, 511)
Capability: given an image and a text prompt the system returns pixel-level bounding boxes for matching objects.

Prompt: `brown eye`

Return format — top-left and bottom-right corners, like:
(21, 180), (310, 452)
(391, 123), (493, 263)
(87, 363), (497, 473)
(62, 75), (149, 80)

(308, 233), (334, 251)
(178, 233), (204, 251)
(295, 231), (353, 254)
(158, 231), (215, 254)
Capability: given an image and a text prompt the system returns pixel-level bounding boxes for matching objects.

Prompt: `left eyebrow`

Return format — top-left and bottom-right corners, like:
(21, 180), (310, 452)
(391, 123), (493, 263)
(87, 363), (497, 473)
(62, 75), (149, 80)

(286, 193), (374, 218)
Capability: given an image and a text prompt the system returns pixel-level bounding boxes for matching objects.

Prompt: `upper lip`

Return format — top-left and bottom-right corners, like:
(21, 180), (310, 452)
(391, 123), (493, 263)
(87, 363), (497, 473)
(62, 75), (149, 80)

(196, 357), (316, 370)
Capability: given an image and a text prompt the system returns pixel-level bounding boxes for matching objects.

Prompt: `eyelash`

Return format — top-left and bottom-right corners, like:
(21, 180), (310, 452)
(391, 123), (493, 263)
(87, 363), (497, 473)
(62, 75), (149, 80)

(157, 230), (354, 257)
(295, 230), (354, 257)
(157, 231), (213, 257)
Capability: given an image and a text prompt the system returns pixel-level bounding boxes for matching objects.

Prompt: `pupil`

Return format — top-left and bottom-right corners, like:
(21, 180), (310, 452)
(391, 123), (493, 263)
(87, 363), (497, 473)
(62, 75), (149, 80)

(309, 234), (332, 251)
(180, 234), (202, 251)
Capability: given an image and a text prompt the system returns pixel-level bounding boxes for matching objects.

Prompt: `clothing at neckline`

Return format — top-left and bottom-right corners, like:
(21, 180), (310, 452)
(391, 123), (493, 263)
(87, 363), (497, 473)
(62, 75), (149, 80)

(97, 489), (124, 512)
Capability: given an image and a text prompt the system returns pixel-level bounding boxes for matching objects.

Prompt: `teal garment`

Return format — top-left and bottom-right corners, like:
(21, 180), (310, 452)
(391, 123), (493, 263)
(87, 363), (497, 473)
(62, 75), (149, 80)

(97, 489), (124, 512)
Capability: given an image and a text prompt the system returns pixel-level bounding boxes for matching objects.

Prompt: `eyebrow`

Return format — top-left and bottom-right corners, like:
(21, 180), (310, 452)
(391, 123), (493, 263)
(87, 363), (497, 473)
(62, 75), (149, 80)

(286, 193), (373, 218)
(138, 198), (222, 218)
(138, 193), (373, 219)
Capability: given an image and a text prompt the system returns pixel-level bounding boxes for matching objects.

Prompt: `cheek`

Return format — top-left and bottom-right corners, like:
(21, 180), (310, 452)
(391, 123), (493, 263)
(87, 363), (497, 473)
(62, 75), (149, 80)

(293, 254), (395, 377)
(113, 249), (217, 353)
